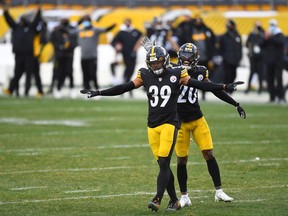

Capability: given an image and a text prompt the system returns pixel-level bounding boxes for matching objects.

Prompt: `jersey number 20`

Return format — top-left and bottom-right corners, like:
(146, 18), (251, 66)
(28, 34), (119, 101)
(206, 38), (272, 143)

(178, 85), (197, 104)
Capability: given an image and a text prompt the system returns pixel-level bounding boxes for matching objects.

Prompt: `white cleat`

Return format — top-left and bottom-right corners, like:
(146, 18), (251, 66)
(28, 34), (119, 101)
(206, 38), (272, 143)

(215, 190), (234, 202)
(54, 90), (62, 99)
(70, 88), (78, 99)
(179, 194), (192, 207)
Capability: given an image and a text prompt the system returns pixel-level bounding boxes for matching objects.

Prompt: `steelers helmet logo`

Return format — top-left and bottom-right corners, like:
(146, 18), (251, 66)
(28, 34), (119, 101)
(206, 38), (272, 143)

(197, 74), (204, 81)
(170, 75), (177, 83)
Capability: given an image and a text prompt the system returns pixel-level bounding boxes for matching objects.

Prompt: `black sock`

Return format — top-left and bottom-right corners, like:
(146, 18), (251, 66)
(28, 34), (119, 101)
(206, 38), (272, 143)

(177, 164), (187, 193)
(206, 157), (221, 188)
(166, 168), (177, 201)
(156, 157), (170, 199)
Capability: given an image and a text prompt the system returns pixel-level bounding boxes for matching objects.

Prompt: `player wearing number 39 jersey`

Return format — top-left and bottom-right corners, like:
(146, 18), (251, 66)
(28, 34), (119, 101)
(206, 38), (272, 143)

(80, 39), (244, 212)
(175, 43), (246, 207)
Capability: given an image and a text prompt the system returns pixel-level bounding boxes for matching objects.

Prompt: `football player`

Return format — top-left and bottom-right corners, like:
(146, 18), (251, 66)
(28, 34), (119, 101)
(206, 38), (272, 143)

(80, 43), (243, 212)
(175, 43), (246, 207)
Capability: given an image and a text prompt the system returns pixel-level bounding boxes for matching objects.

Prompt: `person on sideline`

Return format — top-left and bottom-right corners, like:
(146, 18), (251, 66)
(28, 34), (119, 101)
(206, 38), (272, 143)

(50, 18), (78, 99)
(261, 19), (286, 103)
(80, 40), (244, 212)
(219, 19), (243, 94)
(245, 21), (265, 94)
(77, 15), (116, 90)
(2, 4), (41, 97)
(186, 15), (216, 100)
(111, 18), (142, 90)
(174, 43), (246, 207)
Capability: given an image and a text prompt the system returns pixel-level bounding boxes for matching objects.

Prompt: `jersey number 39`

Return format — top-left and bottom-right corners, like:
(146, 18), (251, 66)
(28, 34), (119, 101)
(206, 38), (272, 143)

(149, 85), (171, 107)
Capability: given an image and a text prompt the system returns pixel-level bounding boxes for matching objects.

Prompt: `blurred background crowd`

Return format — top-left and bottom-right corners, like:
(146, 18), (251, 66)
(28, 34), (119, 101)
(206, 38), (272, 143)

(0, 0), (287, 103)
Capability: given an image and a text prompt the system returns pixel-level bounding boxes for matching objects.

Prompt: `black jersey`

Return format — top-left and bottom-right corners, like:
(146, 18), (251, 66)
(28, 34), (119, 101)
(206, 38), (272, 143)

(138, 66), (188, 128)
(177, 65), (209, 122)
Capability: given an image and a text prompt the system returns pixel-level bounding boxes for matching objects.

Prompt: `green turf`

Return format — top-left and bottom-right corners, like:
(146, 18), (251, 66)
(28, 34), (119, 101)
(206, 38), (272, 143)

(0, 97), (287, 216)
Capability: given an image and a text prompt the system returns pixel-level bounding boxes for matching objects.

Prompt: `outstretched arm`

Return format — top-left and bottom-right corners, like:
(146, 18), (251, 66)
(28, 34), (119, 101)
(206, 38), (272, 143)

(104, 23), (117, 32)
(31, 6), (42, 29)
(80, 77), (143, 98)
(3, 5), (16, 28)
(212, 89), (246, 119)
(181, 76), (244, 92)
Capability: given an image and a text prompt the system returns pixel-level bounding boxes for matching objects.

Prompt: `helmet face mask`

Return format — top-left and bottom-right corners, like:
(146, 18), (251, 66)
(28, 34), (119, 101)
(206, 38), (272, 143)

(146, 46), (170, 75)
(178, 43), (199, 70)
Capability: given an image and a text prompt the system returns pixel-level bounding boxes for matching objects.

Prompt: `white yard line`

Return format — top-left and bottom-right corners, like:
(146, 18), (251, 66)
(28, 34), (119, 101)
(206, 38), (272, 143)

(0, 166), (141, 175)
(0, 139), (284, 153)
(0, 192), (153, 205)
(1, 185), (286, 205)
(0, 144), (149, 153)
(0, 158), (287, 175)
(0, 118), (88, 127)
(234, 199), (266, 203)
(216, 140), (284, 145)
(0, 128), (146, 137)
(105, 156), (130, 160)
(64, 189), (99, 193)
(11, 186), (47, 191)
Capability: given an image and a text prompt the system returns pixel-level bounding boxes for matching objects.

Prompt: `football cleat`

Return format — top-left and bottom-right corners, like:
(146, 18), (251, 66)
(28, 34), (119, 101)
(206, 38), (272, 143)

(215, 190), (234, 202)
(180, 194), (192, 207)
(166, 199), (181, 211)
(148, 198), (161, 212)
(35, 92), (43, 98)
(3, 89), (12, 95)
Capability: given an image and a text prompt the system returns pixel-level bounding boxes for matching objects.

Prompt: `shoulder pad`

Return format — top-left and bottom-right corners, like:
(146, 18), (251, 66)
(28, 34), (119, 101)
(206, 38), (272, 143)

(195, 65), (208, 72)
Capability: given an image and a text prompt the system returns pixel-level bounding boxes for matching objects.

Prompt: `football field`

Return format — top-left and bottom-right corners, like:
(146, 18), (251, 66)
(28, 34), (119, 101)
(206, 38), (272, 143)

(0, 97), (287, 216)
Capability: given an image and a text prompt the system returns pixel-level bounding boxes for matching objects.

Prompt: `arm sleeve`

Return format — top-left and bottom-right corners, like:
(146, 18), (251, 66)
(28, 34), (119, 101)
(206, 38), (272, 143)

(212, 90), (238, 106)
(187, 78), (224, 91)
(3, 10), (16, 28)
(105, 24), (116, 32)
(100, 81), (135, 96)
(31, 8), (41, 29)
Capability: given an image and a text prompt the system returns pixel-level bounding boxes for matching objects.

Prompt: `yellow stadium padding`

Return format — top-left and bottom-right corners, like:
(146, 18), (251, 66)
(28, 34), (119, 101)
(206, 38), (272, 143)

(1, 5), (288, 44)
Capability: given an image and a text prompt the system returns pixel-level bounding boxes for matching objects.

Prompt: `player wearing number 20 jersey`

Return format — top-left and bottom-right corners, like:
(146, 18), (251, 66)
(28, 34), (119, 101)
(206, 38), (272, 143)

(177, 65), (207, 122)
(175, 43), (246, 207)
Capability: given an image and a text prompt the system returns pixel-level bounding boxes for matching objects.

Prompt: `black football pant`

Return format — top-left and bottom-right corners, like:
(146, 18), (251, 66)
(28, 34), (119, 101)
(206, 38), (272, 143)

(9, 54), (34, 96)
(55, 56), (74, 91)
(223, 61), (238, 94)
(81, 58), (98, 89)
(247, 57), (264, 92)
(123, 54), (136, 82)
(26, 57), (43, 94)
(266, 62), (285, 102)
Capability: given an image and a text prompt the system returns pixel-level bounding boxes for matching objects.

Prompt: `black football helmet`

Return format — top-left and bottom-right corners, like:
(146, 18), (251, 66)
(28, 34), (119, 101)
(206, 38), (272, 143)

(146, 45), (170, 75)
(178, 43), (200, 70)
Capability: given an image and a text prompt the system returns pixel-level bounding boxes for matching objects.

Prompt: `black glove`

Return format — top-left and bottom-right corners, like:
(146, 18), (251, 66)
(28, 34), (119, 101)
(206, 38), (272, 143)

(80, 89), (100, 98)
(236, 103), (246, 119)
(225, 81), (244, 92)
